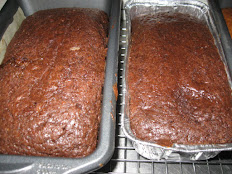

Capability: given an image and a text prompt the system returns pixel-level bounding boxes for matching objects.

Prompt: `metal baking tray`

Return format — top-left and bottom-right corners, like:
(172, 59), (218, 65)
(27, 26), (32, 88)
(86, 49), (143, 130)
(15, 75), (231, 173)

(219, 0), (232, 8)
(121, 0), (232, 161)
(0, 0), (121, 173)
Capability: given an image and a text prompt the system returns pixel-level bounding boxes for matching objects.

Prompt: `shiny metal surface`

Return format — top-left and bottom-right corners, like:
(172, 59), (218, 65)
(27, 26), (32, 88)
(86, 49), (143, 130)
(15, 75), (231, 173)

(121, 0), (232, 161)
(94, 12), (232, 172)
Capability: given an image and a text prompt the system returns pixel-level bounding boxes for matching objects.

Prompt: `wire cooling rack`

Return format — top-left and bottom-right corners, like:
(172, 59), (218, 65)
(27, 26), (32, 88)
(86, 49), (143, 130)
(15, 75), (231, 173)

(94, 9), (232, 174)
(95, 102), (232, 173)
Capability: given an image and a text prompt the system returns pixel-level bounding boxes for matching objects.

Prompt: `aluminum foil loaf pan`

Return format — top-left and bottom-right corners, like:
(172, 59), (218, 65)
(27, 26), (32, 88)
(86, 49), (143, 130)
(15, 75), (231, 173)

(0, 0), (121, 173)
(121, 0), (232, 161)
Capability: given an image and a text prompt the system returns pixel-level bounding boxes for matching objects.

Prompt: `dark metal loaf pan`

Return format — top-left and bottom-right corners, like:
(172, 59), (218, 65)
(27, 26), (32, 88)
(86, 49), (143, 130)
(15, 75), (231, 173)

(218, 0), (232, 8)
(0, 0), (121, 173)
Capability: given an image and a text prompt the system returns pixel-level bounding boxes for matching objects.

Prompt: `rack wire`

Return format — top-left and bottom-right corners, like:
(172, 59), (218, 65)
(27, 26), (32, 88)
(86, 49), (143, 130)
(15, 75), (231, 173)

(96, 106), (232, 173)
(94, 9), (232, 174)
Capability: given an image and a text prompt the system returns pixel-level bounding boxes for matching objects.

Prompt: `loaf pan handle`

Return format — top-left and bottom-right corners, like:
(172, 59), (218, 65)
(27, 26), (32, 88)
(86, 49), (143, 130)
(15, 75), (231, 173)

(0, 163), (33, 173)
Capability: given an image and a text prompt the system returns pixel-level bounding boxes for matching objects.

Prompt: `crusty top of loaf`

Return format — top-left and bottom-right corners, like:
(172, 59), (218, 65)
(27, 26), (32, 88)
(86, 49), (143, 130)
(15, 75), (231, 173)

(129, 13), (232, 147)
(0, 8), (108, 157)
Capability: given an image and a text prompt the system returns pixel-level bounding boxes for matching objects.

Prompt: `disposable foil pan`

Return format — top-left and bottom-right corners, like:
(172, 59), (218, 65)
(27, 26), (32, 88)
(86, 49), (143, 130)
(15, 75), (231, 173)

(121, 0), (232, 161)
(0, 0), (121, 173)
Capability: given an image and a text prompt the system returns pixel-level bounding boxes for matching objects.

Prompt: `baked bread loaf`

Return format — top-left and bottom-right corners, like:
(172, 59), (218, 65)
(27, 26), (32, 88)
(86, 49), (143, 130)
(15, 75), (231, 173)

(128, 13), (232, 147)
(222, 8), (232, 38)
(0, 8), (108, 157)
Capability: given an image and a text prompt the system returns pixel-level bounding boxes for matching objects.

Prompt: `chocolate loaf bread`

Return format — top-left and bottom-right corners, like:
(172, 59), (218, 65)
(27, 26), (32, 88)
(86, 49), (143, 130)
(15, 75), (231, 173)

(0, 8), (108, 157)
(128, 13), (232, 147)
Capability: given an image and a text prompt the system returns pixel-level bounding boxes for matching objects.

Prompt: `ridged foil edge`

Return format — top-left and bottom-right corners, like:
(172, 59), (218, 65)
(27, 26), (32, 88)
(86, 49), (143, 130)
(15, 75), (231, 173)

(121, 0), (232, 161)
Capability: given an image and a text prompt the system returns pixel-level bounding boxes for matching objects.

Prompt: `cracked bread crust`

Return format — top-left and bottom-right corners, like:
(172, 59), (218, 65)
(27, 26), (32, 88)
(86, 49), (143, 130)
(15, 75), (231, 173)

(128, 13), (232, 147)
(0, 8), (108, 158)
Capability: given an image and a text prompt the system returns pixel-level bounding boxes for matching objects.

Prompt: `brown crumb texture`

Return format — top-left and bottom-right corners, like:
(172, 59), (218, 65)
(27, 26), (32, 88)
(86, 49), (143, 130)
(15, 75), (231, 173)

(128, 13), (232, 147)
(0, 8), (108, 158)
